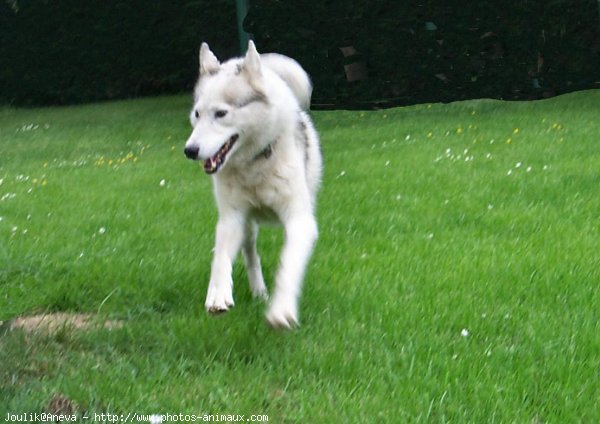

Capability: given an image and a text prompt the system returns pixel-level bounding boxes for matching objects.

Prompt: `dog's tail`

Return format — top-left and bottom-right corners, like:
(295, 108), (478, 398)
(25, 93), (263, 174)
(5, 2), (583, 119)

(261, 53), (312, 110)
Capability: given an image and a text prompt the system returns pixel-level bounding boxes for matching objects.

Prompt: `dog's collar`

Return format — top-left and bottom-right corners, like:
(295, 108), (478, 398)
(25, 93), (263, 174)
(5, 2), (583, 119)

(254, 142), (273, 161)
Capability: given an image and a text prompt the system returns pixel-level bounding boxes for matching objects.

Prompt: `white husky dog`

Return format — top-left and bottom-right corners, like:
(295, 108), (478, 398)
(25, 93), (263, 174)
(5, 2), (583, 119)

(184, 41), (322, 328)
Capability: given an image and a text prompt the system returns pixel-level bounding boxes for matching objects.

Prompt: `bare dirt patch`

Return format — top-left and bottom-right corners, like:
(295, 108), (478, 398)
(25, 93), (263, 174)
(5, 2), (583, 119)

(3, 312), (123, 334)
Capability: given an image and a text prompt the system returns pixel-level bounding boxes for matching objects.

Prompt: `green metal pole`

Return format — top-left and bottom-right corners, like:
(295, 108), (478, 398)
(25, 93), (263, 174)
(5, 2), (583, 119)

(236, 0), (251, 54)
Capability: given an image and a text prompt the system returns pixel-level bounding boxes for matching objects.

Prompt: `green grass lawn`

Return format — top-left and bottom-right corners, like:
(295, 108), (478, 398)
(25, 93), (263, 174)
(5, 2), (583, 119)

(1, 91), (599, 422)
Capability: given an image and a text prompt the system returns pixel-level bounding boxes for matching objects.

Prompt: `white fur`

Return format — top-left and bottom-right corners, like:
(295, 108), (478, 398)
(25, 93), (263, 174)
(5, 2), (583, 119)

(259, 53), (313, 110)
(184, 41), (322, 328)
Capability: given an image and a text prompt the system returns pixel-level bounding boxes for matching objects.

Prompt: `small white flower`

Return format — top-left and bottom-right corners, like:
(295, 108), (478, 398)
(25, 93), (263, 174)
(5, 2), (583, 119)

(98, 227), (106, 235)
(460, 328), (469, 337)
(405, 134), (411, 141)
(543, 165), (549, 171)
(487, 204), (494, 210)
(338, 170), (346, 177)
(515, 162), (522, 168)
(426, 233), (434, 240)
(385, 160), (390, 166)
(507, 169), (513, 176)
(159, 179), (166, 187)
(526, 166), (532, 172)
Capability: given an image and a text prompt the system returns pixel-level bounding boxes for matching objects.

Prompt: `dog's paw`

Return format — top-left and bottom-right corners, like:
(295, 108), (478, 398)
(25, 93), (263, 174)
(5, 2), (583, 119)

(205, 285), (234, 314)
(251, 286), (269, 301)
(265, 298), (299, 329)
(248, 273), (269, 301)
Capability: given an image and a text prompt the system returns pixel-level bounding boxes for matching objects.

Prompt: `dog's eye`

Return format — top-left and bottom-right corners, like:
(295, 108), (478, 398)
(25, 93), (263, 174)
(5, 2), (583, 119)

(194, 110), (200, 119)
(214, 110), (228, 119)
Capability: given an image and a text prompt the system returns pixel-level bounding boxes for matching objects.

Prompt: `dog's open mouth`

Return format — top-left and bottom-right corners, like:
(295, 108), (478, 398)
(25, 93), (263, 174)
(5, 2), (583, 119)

(204, 134), (239, 174)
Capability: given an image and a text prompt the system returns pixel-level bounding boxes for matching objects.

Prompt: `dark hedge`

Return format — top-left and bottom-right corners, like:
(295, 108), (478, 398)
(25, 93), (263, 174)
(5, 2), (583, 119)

(0, 0), (239, 105)
(2, 0), (600, 108)
(246, 0), (600, 108)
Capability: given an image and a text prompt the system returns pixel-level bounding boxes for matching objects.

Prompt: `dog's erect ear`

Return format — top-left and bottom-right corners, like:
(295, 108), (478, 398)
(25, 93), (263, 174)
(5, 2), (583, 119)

(242, 40), (262, 79)
(199, 42), (220, 76)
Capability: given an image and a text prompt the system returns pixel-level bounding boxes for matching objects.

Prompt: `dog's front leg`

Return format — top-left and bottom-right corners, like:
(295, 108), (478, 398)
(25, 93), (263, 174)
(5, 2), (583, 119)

(205, 213), (245, 313)
(266, 214), (318, 328)
(242, 220), (268, 300)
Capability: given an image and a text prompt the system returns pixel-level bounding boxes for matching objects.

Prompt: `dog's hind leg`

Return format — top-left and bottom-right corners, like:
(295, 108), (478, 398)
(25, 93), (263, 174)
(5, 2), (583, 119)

(242, 220), (268, 300)
(266, 213), (318, 328)
(205, 213), (244, 314)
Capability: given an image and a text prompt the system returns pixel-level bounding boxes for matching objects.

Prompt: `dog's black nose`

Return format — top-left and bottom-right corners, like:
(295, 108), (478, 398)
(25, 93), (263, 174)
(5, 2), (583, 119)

(184, 146), (199, 160)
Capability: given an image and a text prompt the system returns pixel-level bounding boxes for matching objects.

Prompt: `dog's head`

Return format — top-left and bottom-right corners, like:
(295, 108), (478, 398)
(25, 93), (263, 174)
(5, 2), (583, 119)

(184, 41), (273, 174)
